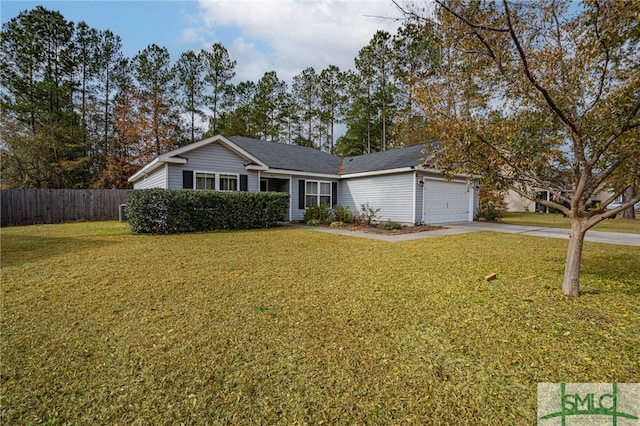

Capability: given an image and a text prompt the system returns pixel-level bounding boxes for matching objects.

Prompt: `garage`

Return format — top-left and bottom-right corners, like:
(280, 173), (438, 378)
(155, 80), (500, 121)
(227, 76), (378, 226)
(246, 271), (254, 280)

(422, 178), (471, 224)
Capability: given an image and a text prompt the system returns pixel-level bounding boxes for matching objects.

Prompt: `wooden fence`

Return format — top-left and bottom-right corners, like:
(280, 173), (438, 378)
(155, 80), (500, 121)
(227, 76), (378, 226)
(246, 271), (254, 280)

(1, 189), (132, 227)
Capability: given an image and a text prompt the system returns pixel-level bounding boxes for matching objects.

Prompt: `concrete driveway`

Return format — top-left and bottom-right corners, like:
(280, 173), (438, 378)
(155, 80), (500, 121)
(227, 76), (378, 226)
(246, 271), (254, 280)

(302, 221), (640, 246)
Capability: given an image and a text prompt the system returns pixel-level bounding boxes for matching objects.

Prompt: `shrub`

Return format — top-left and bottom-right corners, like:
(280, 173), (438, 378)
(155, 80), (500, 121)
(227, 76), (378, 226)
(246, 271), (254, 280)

(380, 221), (402, 230)
(477, 184), (507, 222)
(358, 202), (381, 225)
(329, 221), (344, 228)
(332, 204), (354, 223)
(126, 189), (289, 234)
(303, 204), (332, 225)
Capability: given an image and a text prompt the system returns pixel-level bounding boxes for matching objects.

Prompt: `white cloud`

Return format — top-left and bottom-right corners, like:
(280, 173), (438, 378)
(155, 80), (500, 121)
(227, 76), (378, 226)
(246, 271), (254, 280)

(195, 0), (403, 83)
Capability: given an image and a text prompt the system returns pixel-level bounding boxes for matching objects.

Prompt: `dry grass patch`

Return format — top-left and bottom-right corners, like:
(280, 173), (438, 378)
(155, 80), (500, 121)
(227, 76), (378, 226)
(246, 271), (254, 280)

(502, 212), (640, 233)
(1, 222), (639, 424)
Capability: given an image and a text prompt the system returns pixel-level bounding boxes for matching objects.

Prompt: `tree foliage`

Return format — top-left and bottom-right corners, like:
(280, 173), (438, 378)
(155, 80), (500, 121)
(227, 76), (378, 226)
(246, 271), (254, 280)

(399, 0), (640, 296)
(1, 6), (448, 189)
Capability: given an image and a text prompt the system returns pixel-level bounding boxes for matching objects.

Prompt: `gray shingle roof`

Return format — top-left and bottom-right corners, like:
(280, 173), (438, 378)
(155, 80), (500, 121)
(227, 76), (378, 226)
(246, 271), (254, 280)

(229, 136), (343, 175)
(230, 136), (436, 176)
(341, 143), (433, 175)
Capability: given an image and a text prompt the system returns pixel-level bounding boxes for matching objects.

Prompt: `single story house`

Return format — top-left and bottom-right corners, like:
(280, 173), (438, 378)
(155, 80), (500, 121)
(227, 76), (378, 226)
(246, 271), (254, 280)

(128, 135), (478, 225)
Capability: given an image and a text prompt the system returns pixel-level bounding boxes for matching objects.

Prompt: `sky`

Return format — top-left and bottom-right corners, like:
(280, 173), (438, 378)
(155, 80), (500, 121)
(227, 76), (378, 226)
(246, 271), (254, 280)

(1, 0), (406, 83)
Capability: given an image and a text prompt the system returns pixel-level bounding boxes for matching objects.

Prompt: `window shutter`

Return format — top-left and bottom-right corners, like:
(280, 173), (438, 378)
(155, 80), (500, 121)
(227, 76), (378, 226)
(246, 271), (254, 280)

(332, 182), (338, 207)
(240, 174), (248, 191)
(298, 179), (305, 209)
(182, 170), (193, 189)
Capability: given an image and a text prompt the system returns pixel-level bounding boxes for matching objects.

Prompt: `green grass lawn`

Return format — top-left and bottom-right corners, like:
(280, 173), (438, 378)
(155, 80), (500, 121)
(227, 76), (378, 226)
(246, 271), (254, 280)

(1, 222), (639, 424)
(501, 212), (640, 233)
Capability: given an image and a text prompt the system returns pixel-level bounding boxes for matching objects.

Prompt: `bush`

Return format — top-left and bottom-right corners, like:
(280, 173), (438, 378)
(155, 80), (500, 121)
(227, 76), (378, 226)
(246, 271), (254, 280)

(380, 221), (402, 230)
(303, 204), (332, 225)
(329, 221), (344, 228)
(126, 189), (289, 234)
(358, 202), (381, 225)
(332, 204), (354, 223)
(477, 184), (507, 222)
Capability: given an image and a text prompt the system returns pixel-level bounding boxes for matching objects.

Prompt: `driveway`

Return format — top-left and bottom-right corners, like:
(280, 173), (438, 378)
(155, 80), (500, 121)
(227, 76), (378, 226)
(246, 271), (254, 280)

(301, 222), (640, 246)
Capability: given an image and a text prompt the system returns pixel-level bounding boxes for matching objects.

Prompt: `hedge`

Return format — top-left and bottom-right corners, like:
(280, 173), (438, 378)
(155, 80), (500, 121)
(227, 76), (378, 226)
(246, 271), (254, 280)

(126, 189), (290, 234)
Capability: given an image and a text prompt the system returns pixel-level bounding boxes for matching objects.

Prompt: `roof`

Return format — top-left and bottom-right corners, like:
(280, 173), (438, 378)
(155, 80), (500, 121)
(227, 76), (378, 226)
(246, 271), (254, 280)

(341, 143), (434, 175)
(229, 136), (343, 175)
(128, 134), (438, 183)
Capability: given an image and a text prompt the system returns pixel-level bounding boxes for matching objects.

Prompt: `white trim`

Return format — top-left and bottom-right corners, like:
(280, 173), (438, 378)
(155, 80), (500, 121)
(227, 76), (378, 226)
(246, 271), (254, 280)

(422, 176), (470, 184)
(340, 167), (415, 179)
(194, 170), (216, 190)
(128, 156), (187, 182)
(267, 168), (339, 179)
(164, 163), (169, 189)
(412, 170), (416, 224)
(219, 172), (240, 192)
(245, 164), (268, 171)
(128, 135), (268, 183)
(289, 176), (293, 222)
(469, 183), (475, 221)
(304, 179), (332, 208)
(257, 170), (261, 191)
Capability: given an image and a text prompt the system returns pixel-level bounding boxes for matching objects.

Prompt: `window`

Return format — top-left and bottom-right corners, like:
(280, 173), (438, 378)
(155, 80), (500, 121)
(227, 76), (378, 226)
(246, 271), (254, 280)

(319, 182), (331, 206)
(219, 174), (238, 191)
(195, 172), (215, 190)
(305, 180), (332, 207)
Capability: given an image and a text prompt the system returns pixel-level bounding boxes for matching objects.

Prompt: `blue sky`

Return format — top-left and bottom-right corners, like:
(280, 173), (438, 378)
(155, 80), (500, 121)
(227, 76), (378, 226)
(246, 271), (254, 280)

(1, 0), (404, 83)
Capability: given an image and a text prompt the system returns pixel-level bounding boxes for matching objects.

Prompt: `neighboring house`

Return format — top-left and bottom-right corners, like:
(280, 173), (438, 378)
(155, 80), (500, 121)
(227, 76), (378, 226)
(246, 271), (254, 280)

(505, 188), (622, 213)
(506, 189), (558, 213)
(128, 135), (478, 225)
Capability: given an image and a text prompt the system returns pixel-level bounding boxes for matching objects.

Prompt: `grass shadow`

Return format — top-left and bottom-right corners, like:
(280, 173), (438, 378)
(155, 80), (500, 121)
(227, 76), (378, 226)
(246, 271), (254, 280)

(1, 234), (122, 267)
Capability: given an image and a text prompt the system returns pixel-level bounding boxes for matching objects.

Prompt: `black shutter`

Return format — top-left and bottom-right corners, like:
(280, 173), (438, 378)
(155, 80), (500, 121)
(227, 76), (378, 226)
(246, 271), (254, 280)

(183, 170), (193, 189)
(240, 174), (248, 191)
(332, 182), (338, 207)
(298, 179), (305, 209)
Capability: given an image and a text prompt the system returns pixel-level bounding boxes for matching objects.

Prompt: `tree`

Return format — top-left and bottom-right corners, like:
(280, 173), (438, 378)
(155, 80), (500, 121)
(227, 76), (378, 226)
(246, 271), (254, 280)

(392, 22), (439, 146)
(336, 71), (376, 156)
(174, 50), (205, 144)
(252, 71), (287, 141)
(401, 0), (640, 296)
(358, 30), (398, 151)
(92, 29), (128, 186)
(201, 43), (236, 136)
(217, 81), (258, 138)
(73, 21), (99, 155)
(1, 6), (88, 188)
(132, 44), (182, 155)
(318, 65), (346, 154)
(292, 67), (320, 148)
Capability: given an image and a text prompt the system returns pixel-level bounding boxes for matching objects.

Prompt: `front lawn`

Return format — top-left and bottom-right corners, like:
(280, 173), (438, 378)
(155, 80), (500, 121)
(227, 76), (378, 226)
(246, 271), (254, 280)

(501, 212), (640, 233)
(1, 222), (639, 424)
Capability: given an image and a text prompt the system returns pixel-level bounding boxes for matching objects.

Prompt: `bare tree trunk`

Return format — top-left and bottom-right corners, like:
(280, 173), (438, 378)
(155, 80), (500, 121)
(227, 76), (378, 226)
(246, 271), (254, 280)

(622, 185), (636, 219)
(562, 217), (587, 297)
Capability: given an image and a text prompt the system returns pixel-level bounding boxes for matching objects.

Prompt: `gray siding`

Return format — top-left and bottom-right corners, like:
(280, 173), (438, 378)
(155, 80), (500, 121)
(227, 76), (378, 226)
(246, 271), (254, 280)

(338, 172), (415, 224)
(291, 175), (340, 221)
(166, 142), (258, 191)
(133, 166), (167, 189)
(291, 176), (303, 221)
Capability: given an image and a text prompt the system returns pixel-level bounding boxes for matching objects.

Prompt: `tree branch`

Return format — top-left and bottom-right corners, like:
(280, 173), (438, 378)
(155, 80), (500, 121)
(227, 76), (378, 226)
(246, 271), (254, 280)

(502, 0), (585, 157)
(434, 0), (510, 33)
(583, 0), (611, 117)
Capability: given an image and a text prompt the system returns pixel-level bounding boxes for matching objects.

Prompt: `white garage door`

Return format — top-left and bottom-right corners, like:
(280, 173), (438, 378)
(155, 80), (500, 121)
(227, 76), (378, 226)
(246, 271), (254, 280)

(423, 179), (470, 224)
